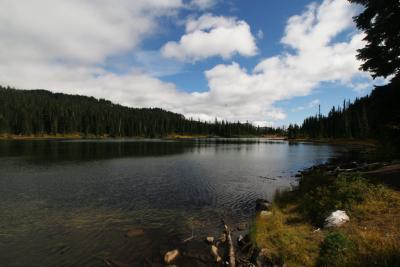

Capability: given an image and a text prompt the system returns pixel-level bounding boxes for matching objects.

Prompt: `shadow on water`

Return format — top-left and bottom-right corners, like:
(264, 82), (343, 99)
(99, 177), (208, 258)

(0, 139), (195, 162)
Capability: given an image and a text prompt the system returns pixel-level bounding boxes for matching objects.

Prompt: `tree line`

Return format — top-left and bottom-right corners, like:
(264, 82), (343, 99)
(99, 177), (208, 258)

(287, 79), (400, 146)
(0, 86), (283, 138)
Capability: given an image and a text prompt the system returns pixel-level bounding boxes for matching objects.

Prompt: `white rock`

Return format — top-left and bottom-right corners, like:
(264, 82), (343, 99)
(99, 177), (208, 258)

(206, 236), (214, 243)
(211, 245), (222, 262)
(259, 210), (272, 218)
(164, 249), (179, 264)
(324, 210), (349, 228)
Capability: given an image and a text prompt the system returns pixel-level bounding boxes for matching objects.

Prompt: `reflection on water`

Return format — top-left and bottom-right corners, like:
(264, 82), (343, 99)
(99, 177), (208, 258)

(0, 139), (343, 266)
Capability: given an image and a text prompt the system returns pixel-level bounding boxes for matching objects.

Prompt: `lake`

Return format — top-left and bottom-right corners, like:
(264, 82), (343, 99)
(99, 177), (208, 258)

(0, 139), (344, 266)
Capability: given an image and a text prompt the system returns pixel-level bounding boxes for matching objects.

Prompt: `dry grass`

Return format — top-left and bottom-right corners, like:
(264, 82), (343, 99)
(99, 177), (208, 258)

(252, 170), (400, 267)
(165, 133), (210, 139)
(252, 204), (323, 267)
(341, 189), (400, 266)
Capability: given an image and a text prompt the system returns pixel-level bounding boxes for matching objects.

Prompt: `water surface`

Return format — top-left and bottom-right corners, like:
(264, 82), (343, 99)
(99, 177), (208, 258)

(0, 139), (343, 266)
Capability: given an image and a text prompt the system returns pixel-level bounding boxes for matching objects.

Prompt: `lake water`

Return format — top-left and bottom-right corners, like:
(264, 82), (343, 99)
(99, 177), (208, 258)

(0, 139), (343, 266)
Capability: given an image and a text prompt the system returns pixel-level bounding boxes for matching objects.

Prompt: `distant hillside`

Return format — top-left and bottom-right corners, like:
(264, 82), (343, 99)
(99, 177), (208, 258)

(0, 86), (281, 138)
(288, 79), (400, 148)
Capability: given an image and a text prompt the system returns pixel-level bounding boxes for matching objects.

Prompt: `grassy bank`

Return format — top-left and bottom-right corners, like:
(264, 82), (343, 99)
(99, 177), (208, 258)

(251, 164), (400, 266)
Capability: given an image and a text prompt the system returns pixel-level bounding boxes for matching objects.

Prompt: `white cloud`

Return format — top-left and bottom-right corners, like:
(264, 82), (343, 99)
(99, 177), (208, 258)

(189, 0), (217, 10)
(308, 99), (320, 108)
(161, 14), (258, 62)
(182, 0), (368, 125)
(0, 0), (185, 103)
(0, 0), (372, 127)
(0, 0), (182, 66)
(291, 99), (320, 112)
(257, 29), (264, 39)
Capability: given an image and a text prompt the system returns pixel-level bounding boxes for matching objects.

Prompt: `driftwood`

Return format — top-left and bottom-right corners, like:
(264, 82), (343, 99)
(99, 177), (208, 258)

(182, 230), (195, 243)
(223, 221), (236, 267)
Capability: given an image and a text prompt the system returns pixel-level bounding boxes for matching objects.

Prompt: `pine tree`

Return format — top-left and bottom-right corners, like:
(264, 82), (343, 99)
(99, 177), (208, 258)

(348, 0), (400, 81)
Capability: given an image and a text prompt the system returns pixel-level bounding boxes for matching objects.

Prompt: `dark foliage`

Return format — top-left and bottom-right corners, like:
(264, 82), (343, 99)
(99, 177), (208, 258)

(0, 86), (283, 137)
(348, 0), (400, 80)
(287, 80), (400, 148)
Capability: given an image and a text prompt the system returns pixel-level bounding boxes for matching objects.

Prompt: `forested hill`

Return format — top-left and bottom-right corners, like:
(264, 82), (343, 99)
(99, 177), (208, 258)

(0, 86), (281, 138)
(287, 79), (400, 147)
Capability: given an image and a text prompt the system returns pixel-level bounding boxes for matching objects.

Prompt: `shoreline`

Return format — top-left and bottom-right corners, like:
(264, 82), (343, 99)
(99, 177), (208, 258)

(247, 154), (400, 266)
(0, 133), (377, 146)
(0, 133), (286, 141)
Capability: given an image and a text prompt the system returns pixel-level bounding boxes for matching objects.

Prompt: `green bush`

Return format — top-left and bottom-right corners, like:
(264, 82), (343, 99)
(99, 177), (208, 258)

(317, 231), (354, 267)
(300, 174), (384, 225)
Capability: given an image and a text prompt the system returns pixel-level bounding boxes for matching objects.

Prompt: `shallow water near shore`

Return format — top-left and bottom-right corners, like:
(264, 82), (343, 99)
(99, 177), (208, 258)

(0, 139), (344, 266)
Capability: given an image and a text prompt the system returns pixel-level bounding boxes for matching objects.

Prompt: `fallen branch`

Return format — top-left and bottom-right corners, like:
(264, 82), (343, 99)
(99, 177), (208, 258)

(223, 221), (236, 267)
(182, 230), (195, 243)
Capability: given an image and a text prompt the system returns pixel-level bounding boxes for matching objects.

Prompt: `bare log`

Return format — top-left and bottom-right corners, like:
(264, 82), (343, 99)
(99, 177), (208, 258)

(223, 222), (236, 267)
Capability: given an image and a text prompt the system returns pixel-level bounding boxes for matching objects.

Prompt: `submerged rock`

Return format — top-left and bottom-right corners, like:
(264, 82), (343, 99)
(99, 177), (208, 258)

(237, 222), (247, 231)
(324, 210), (349, 228)
(206, 236), (214, 244)
(164, 249), (179, 264)
(211, 245), (222, 262)
(125, 228), (144, 238)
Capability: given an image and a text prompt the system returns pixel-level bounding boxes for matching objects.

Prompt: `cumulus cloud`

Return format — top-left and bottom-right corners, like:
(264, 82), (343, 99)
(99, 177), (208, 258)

(0, 0), (182, 65)
(181, 0), (369, 124)
(161, 14), (258, 62)
(0, 0), (372, 126)
(0, 0), (185, 103)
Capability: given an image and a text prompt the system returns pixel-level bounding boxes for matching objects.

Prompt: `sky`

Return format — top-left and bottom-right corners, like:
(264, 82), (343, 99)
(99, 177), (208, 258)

(0, 0), (386, 126)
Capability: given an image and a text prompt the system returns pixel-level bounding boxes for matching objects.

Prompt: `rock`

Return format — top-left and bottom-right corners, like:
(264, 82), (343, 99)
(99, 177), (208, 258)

(340, 161), (358, 169)
(237, 222), (247, 231)
(125, 228), (144, 238)
(259, 210), (272, 218)
(210, 245), (222, 262)
(164, 249), (179, 264)
(206, 236), (214, 243)
(256, 199), (271, 211)
(324, 210), (349, 228)
(367, 162), (383, 171)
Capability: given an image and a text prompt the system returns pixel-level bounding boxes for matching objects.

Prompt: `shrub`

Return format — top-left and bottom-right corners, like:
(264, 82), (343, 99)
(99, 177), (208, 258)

(300, 174), (385, 225)
(317, 231), (354, 267)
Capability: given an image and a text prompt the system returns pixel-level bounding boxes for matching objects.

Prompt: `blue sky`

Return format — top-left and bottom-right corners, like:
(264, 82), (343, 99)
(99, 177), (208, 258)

(0, 0), (380, 126)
